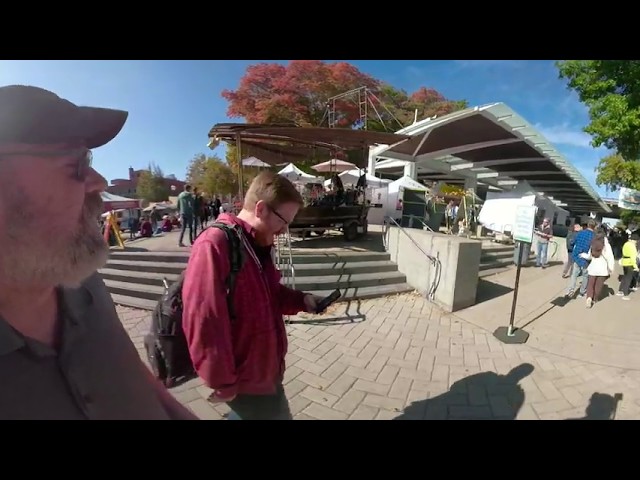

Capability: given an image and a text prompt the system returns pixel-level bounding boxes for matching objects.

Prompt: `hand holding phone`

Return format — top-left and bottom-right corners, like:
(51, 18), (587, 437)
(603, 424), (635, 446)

(315, 289), (342, 314)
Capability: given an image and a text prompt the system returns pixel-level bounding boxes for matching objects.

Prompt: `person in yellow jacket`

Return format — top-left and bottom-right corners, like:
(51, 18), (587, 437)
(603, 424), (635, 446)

(617, 232), (639, 300)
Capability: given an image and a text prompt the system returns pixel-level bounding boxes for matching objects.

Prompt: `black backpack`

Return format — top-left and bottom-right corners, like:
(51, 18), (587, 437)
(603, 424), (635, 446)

(144, 223), (244, 388)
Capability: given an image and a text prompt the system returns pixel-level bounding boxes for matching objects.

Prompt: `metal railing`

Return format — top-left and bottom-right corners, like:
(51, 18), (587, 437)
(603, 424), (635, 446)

(406, 214), (435, 232)
(275, 228), (297, 326)
(382, 216), (441, 301)
(275, 227), (296, 289)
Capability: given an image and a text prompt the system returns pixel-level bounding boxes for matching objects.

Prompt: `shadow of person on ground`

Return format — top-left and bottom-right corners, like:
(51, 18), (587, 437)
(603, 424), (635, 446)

(567, 393), (623, 420)
(395, 363), (534, 420)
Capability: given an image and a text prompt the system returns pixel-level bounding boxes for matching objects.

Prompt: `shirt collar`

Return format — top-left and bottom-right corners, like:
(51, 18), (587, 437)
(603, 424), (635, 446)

(0, 283), (94, 356)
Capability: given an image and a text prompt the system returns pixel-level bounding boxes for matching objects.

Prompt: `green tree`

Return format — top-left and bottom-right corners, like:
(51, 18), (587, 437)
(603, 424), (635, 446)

(557, 60), (640, 160)
(595, 152), (640, 191)
(136, 163), (170, 202)
(185, 153), (237, 196)
(557, 60), (640, 191)
(225, 144), (260, 191)
(185, 153), (210, 187)
(619, 209), (640, 228)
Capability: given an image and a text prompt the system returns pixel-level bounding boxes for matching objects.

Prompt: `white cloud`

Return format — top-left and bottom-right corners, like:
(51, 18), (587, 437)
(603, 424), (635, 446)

(535, 123), (594, 149)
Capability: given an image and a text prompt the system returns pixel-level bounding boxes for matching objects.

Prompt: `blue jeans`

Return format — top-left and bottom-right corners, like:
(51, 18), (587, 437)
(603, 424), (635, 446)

(179, 214), (194, 245)
(227, 411), (242, 420)
(536, 242), (549, 266)
(567, 263), (588, 296)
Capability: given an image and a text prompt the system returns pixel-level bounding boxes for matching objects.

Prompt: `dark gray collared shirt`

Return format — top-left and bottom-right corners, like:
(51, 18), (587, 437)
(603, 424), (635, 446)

(0, 273), (172, 420)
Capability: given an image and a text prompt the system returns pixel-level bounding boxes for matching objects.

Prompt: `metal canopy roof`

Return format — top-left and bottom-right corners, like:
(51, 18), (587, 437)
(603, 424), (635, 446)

(207, 123), (410, 167)
(371, 103), (610, 213)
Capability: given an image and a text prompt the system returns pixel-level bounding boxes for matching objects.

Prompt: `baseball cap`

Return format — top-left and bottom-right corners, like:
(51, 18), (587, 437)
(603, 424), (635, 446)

(0, 85), (128, 149)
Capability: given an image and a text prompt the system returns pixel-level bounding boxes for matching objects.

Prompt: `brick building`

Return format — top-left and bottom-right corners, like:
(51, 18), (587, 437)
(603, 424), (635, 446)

(106, 167), (187, 199)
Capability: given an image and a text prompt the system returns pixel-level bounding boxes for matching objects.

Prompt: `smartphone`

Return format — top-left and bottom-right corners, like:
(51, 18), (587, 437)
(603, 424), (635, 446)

(316, 289), (342, 313)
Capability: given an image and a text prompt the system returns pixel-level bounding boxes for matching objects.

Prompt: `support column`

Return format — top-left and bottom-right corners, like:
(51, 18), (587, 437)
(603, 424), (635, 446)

(367, 146), (376, 174)
(404, 161), (417, 180)
(464, 177), (477, 193)
(464, 177), (478, 236)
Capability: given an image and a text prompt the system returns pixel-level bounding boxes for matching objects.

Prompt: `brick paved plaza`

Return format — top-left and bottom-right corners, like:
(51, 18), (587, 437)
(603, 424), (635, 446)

(120, 266), (640, 419)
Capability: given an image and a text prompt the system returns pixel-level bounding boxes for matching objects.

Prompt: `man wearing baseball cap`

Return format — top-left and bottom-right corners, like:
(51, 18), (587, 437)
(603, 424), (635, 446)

(0, 85), (197, 420)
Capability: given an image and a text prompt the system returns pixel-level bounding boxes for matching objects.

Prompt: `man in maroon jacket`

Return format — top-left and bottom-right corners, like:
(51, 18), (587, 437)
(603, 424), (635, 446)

(182, 171), (323, 420)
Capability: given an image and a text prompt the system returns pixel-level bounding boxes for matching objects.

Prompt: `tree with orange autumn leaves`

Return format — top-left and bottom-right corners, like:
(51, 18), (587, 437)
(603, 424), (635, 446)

(221, 60), (468, 132)
(189, 61), (469, 195)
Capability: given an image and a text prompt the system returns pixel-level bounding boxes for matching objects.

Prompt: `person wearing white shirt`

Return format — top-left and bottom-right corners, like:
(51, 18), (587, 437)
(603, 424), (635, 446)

(579, 230), (615, 308)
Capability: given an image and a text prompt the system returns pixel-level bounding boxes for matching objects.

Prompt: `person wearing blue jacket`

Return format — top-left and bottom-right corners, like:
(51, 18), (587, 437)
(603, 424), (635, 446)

(562, 223), (582, 278)
(565, 219), (596, 298)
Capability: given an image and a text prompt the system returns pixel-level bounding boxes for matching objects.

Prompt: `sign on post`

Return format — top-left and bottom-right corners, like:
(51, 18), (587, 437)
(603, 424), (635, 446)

(513, 205), (536, 244)
(493, 204), (535, 345)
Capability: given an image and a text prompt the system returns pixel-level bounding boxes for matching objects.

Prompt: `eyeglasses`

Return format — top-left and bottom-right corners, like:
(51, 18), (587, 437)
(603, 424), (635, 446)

(267, 204), (290, 226)
(0, 148), (93, 181)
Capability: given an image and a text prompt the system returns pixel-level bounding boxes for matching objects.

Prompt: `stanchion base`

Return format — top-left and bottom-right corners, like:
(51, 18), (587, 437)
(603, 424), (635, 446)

(493, 326), (529, 344)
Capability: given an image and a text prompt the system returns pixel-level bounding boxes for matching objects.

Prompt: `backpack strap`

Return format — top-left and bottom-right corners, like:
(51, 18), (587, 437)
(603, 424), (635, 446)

(208, 223), (244, 321)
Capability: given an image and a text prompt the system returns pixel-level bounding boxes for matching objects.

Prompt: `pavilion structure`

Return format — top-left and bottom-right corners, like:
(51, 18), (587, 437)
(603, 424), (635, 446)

(367, 102), (610, 215)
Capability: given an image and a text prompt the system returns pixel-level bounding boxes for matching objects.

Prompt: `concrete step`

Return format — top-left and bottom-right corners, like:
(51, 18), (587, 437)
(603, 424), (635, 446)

(102, 259), (400, 279)
(480, 248), (513, 262)
(478, 265), (514, 278)
(272, 260), (399, 277)
(480, 241), (513, 249)
(111, 294), (158, 311)
(109, 251), (190, 263)
(108, 249), (390, 265)
(278, 251), (392, 264)
(105, 260), (186, 275)
(100, 268), (182, 286)
(479, 254), (535, 271)
(104, 270), (407, 301)
(110, 283), (415, 311)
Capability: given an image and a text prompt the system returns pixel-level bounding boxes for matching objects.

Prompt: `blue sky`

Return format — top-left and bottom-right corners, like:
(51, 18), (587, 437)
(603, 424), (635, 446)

(0, 60), (611, 197)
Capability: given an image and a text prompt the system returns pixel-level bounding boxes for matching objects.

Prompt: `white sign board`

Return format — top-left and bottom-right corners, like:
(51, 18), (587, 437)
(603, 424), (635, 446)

(513, 205), (536, 243)
(618, 187), (640, 211)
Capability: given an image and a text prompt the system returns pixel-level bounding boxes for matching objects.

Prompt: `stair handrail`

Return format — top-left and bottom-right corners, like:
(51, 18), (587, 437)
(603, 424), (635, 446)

(407, 214), (435, 232)
(382, 216), (441, 301)
(275, 228), (296, 289)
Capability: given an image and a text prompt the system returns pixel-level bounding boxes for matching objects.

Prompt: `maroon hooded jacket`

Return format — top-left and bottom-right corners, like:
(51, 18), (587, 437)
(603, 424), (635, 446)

(182, 214), (307, 399)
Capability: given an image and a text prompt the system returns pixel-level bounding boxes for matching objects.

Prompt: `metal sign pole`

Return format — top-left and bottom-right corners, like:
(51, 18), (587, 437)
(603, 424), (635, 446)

(493, 205), (534, 345)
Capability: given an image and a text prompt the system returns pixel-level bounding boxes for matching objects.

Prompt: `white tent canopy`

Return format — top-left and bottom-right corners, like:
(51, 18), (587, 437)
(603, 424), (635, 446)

(242, 156), (271, 168)
(312, 159), (357, 173)
(369, 176), (429, 225)
(278, 163), (324, 184)
(387, 176), (428, 193)
(322, 169), (391, 189)
(101, 192), (140, 212)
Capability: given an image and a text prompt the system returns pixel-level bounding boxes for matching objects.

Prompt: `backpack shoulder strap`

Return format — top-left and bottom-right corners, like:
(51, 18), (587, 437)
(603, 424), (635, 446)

(209, 223), (245, 321)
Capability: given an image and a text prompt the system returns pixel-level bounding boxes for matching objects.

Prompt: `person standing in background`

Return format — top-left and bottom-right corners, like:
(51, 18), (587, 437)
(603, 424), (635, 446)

(192, 187), (203, 235)
(177, 184), (194, 247)
(562, 223), (582, 278)
(579, 229), (614, 308)
(534, 218), (553, 268)
(565, 220), (596, 298)
(617, 232), (639, 300)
